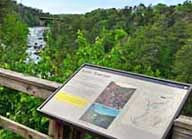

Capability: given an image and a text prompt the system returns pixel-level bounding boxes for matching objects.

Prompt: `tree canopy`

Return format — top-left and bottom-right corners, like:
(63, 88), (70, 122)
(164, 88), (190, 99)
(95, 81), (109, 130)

(0, 0), (192, 138)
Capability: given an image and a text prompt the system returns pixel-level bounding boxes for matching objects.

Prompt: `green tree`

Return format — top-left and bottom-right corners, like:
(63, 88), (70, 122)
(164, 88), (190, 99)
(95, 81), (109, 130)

(174, 39), (192, 83)
(0, 13), (28, 70)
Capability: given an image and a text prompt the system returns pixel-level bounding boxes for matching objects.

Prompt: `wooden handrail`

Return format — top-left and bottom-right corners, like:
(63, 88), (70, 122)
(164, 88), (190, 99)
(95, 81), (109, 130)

(0, 116), (50, 139)
(0, 68), (61, 99)
(0, 68), (191, 139)
(0, 68), (63, 139)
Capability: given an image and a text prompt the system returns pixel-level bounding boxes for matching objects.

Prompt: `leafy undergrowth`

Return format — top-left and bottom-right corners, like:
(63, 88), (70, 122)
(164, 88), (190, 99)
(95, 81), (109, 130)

(0, 130), (23, 139)
(0, 87), (49, 135)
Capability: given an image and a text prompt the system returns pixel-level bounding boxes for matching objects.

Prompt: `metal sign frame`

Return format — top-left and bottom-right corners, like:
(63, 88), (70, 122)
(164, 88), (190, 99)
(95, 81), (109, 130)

(38, 64), (192, 139)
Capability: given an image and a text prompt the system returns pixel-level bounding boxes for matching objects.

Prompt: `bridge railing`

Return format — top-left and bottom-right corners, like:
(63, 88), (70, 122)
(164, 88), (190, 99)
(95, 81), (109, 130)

(0, 68), (191, 139)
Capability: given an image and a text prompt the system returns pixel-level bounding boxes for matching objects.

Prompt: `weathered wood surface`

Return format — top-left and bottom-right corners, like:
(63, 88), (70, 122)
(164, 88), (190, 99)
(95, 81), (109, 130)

(0, 116), (51, 139)
(0, 68), (65, 139)
(173, 115), (192, 139)
(0, 68), (192, 139)
(0, 68), (61, 99)
(48, 120), (64, 139)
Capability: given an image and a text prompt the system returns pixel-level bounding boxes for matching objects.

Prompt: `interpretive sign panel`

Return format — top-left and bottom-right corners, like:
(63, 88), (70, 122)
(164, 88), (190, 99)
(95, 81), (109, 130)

(38, 64), (192, 139)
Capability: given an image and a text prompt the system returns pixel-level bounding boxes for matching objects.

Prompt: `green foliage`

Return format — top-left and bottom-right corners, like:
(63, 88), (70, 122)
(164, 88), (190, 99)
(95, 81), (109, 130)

(0, 13), (28, 70)
(0, 1), (49, 138)
(174, 39), (192, 83)
(0, 130), (23, 139)
(1, 1), (192, 138)
(0, 0), (12, 23)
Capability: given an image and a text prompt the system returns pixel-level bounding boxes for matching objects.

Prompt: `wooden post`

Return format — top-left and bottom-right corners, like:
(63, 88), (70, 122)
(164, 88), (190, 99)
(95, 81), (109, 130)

(48, 119), (54, 138)
(72, 129), (84, 139)
(173, 116), (192, 139)
(48, 119), (64, 139)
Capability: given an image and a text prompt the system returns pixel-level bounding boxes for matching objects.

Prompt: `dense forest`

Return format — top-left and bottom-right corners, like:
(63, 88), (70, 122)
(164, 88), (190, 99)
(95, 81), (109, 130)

(0, 0), (192, 138)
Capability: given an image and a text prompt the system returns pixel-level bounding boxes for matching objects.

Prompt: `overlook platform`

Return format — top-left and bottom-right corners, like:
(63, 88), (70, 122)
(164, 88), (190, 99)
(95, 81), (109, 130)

(0, 68), (192, 139)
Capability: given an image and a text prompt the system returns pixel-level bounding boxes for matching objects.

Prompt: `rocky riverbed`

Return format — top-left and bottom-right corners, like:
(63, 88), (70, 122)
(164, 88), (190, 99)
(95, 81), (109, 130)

(26, 27), (49, 63)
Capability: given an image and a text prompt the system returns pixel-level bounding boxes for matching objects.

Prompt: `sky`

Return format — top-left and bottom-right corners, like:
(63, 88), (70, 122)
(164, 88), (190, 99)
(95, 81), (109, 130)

(16, 0), (187, 14)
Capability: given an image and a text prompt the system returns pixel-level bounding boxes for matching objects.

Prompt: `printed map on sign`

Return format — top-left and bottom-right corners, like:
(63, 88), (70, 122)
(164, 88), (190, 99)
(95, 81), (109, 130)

(38, 64), (191, 139)
(122, 91), (178, 135)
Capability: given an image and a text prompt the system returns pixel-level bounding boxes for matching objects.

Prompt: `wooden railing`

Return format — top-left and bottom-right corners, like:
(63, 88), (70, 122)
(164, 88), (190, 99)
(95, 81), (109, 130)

(0, 68), (192, 139)
(0, 68), (63, 139)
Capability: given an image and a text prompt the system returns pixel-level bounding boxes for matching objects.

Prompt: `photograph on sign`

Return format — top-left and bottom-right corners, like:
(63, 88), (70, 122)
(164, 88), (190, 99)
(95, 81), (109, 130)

(38, 64), (191, 139)
(80, 81), (136, 128)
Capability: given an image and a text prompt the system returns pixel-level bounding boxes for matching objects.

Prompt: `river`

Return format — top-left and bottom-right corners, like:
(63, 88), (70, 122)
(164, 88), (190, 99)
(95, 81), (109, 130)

(26, 27), (49, 63)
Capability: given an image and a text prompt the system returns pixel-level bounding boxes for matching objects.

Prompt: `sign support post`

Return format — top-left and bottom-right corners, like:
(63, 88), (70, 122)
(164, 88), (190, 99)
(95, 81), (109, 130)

(48, 119), (64, 139)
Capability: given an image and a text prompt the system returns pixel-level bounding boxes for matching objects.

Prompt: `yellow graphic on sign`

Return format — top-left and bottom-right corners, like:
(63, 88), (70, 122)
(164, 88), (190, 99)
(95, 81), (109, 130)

(54, 92), (88, 108)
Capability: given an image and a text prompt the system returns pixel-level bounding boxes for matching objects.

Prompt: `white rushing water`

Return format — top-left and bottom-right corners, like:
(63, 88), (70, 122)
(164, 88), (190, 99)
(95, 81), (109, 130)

(26, 27), (49, 63)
